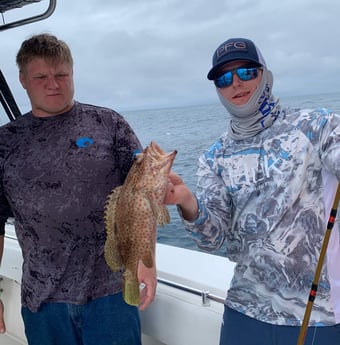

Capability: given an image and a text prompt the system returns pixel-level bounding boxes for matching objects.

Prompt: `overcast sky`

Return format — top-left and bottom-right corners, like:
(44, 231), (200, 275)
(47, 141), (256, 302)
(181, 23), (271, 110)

(1, 0), (340, 113)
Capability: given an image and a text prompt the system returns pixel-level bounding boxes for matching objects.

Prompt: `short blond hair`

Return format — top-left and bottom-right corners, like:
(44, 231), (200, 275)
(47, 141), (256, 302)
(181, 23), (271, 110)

(16, 33), (73, 72)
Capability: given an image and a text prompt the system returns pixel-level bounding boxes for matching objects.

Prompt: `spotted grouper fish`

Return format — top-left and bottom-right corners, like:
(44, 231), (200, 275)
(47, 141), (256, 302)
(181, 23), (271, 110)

(104, 141), (177, 306)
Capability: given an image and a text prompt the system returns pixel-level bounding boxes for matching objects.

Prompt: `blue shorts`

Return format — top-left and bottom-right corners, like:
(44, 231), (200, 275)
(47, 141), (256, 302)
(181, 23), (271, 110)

(21, 293), (141, 345)
(220, 305), (340, 345)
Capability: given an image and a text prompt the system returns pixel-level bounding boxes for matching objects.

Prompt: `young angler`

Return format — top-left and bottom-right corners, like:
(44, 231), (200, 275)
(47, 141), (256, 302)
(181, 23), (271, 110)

(165, 38), (340, 345)
(0, 33), (156, 345)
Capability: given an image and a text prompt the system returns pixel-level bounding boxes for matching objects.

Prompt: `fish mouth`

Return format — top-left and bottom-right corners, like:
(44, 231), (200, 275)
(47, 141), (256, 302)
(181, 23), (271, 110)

(149, 141), (177, 159)
(146, 141), (177, 174)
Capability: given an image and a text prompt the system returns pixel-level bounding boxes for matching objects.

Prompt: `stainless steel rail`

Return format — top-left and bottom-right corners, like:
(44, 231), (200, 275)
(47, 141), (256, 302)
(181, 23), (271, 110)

(0, 0), (42, 13)
(157, 277), (225, 307)
(4, 234), (17, 241)
(0, 0), (57, 31)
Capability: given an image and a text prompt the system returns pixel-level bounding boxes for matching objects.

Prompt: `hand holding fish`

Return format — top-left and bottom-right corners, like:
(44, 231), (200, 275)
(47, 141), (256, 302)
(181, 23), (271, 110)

(137, 260), (157, 310)
(164, 172), (199, 222)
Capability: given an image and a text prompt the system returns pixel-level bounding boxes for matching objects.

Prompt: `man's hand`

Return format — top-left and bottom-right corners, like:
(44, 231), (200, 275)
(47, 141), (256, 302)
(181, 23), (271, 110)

(137, 260), (157, 311)
(163, 172), (187, 205)
(164, 172), (198, 222)
(0, 299), (6, 334)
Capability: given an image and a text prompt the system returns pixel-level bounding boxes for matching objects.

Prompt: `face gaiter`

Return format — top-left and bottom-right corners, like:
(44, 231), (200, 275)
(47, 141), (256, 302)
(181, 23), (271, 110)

(217, 68), (281, 140)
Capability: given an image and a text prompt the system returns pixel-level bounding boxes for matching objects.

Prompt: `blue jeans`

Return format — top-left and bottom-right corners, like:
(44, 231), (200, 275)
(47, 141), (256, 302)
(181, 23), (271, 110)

(21, 293), (141, 345)
(220, 306), (340, 345)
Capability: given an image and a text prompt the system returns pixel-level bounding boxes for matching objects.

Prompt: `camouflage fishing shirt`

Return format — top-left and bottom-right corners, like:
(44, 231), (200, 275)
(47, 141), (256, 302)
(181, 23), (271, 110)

(184, 107), (340, 326)
(0, 101), (142, 312)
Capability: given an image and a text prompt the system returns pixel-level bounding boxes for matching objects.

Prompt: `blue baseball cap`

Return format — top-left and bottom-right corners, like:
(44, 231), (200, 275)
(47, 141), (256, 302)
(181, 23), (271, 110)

(207, 38), (266, 80)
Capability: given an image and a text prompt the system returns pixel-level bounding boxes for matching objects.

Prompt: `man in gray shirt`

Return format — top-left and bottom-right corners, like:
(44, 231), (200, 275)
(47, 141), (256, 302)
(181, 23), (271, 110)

(0, 33), (156, 345)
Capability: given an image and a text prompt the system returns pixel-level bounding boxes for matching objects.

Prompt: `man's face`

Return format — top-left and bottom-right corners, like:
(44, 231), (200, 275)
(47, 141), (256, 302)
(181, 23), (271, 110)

(19, 57), (74, 117)
(215, 60), (263, 106)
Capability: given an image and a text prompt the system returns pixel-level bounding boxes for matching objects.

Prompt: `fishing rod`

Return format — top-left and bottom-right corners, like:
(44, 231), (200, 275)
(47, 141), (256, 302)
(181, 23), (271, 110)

(296, 183), (340, 345)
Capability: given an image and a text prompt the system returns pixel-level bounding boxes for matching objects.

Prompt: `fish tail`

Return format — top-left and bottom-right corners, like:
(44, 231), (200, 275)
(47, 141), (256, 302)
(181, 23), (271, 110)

(123, 277), (140, 306)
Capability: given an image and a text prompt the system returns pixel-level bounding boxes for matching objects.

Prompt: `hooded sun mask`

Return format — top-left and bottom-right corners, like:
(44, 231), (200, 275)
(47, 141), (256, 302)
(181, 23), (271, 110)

(207, 38), (281, 140)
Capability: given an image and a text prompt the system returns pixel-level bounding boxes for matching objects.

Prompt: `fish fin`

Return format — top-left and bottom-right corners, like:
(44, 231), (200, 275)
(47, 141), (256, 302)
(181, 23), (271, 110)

(142, 248), (154, 268)
(104, 187), (124, 271)
(104, 186), (121, 231)
(157, 205), (170, 227)
(123, 273), (140, 306)
(148, 195), (171, 227)
(104, 223), (124, 271)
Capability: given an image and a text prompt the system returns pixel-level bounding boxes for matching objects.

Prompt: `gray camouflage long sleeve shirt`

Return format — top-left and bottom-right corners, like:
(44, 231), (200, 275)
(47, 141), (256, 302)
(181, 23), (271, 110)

(184, 107), (340, 326)
(0, 101), (142, 311)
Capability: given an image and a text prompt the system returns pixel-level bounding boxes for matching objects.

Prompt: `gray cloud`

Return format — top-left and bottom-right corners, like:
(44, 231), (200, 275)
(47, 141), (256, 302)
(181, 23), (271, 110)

(1, 0), (339, 113)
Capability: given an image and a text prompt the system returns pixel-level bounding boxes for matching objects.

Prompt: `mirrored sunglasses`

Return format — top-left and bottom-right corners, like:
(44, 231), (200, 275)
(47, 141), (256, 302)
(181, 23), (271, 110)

(214, 66), (262, 88)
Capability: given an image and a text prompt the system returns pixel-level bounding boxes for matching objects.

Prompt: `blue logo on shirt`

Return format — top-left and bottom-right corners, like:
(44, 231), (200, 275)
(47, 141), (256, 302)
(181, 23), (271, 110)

(76, 137), (94, 148)
(133, 149), (142, 159)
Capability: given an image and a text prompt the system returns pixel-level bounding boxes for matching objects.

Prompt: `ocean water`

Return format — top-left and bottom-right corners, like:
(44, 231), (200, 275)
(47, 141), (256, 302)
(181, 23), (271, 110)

(122, 92), (340, 256)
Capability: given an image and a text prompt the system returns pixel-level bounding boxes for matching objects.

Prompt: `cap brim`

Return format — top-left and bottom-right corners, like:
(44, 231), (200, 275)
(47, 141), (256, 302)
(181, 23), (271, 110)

(207, 57), (262, 80)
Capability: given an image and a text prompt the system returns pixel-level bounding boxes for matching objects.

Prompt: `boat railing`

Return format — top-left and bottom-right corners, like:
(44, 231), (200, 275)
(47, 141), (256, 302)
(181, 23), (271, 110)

(0, 0), (57, 31)
(157, 277), (225, 307)
(4, 219), (227, 308)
